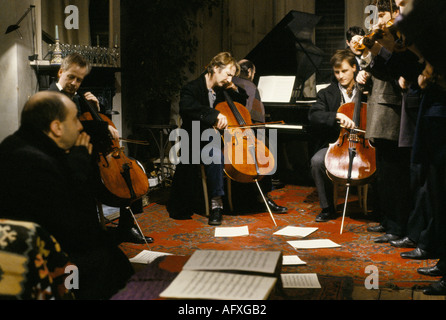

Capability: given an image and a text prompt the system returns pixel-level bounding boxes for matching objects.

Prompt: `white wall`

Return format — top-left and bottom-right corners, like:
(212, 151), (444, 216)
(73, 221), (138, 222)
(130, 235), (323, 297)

(0, 0), (38, 141)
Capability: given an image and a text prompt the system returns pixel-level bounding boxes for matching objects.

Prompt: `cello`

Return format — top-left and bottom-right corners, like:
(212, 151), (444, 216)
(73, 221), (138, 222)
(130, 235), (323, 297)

(78, 93), (149, 208)
(324, 86), (376, 233)
(215, 87), (278, 225)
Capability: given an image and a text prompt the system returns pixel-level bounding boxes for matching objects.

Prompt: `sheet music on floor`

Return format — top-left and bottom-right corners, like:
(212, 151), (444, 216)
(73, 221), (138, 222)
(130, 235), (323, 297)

(129, 250), (173, 264)
(281, 273), (321, 288)
(214, 225), (249, 237)
(183, 250), (281, 275)
(287, 239), (341, 249)
(274, 226), (318, 238)
(282, 255), (306, 266)
(159, 270), (277, 300)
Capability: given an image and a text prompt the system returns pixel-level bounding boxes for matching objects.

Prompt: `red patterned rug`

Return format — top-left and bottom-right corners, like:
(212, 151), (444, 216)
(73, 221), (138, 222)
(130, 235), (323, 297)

(118, 184), (437, 291)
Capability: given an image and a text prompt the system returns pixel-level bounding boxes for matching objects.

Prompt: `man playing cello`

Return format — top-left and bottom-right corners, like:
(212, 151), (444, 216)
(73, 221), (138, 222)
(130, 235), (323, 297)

(309, 49), (358, 222)
(167, 52), (287, 225)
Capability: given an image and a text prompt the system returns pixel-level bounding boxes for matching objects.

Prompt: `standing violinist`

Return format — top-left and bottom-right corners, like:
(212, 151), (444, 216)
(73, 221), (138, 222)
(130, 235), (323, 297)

(356, 0), (412, 243)
(346, 26), (366, 71)
(49, 53), (153, 245)
(308, 49), (357, 222)
(167, 52), (286, 226)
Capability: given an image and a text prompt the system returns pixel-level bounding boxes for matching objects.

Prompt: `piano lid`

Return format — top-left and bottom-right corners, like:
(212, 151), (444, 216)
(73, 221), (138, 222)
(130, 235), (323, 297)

(245, 10), (324, 95)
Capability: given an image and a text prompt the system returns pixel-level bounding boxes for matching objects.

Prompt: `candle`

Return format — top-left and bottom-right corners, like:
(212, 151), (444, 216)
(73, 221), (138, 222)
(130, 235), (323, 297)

(97, 35), (100, 47)
(55, 25), (59, 40)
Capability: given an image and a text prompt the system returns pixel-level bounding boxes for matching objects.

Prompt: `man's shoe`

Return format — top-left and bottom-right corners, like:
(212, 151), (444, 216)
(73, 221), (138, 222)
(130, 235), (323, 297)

(122, 226), (154, 244)
(417, 265), (445, 277)
(264, 198), (288, 214)
(423, 278), (446, 295)
(373, 234), (400, 243)
(400, 247), (432, 260)
(209, 208), (223, 226)
(367, 224), (385, 233)
(315, 211), (336, 222)
(389, 237), (417, 248)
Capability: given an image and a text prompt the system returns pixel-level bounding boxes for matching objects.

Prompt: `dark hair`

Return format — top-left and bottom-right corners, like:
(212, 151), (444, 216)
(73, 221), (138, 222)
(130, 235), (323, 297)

(206, 52), (240, 76)
(60, 52), (92, 75)
(239, 60), (255, 80)
(346, 26), (365, 42)
(371, 0), (398, 13)
(21, 92), (69, 133)
(330, 49), (357, 69)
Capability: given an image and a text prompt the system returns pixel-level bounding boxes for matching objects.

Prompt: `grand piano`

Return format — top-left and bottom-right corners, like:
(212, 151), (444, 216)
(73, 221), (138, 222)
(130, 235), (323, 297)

(244, 10), (325, 186)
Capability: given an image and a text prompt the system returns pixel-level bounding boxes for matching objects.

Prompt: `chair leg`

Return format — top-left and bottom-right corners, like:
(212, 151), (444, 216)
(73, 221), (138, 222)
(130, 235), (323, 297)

(359, 184), (368, 215)
(200, 165), (210, 217)
(96, 201), (107, 230)
(333, 183), (339, 212)
(227, 178), (233, 212)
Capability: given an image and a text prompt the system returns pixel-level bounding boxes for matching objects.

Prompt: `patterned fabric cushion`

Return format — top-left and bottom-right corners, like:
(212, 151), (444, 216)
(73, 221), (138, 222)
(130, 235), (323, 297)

(0, 219), (75, 300)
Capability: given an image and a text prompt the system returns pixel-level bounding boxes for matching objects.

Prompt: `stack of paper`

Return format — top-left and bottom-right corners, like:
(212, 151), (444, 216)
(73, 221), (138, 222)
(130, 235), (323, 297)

(159, 250), (281, 300)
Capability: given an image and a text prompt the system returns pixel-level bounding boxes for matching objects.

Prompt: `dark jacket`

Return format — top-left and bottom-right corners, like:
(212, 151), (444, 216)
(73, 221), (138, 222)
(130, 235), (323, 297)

(308, 82), (343, 153)
(167, 73), (248, 218)
(0, 126), (133, 299)
(179, 73), (248, 133)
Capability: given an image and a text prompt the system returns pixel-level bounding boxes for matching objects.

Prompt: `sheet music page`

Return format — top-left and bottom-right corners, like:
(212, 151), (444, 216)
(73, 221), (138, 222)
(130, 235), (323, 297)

(183, 250), (281, 274)
(281, 273), (321, 288)
(214, 225), (249, 237)
(273, 226), (318, 238)
(159, 270), (277, 300)
(282, 255), (306, 266)
(129, 250), (173, 264)
(257, 76), (296, 103)
(287, 239), (341, 249)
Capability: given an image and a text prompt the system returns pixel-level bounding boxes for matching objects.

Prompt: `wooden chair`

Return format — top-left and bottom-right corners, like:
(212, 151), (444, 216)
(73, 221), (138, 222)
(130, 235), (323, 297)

(333, 183), (369, 215)
(200, 164), (233, 216)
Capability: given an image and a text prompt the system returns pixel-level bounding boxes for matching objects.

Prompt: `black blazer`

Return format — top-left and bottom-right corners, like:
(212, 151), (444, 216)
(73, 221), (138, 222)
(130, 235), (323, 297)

(308, 82), (343, 153)
(179, 73), (248, 134)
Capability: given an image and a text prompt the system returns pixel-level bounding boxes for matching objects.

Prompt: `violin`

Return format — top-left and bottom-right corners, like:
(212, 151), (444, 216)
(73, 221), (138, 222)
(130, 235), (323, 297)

(354, 18), (405, 52)
(215, 88), (275, 183)
(78, 93), (149, 207)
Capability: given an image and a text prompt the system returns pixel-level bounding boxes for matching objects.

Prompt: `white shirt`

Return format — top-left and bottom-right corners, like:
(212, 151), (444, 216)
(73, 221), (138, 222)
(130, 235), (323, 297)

(338, 83), (356, 104)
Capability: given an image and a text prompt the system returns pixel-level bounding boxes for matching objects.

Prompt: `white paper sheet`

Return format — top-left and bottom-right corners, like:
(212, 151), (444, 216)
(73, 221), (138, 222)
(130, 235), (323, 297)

(281, 273), (321, 288)
(129, 250), (173, 264)
(214, 225), (249, 237)
(257, 76), (296, 103)
(274, 226), (318, 238)
(287, 239), (341, 249)
(183, 250), (281, 274)
(282, 255), (307, 266)
(160, 270), (277, 300)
